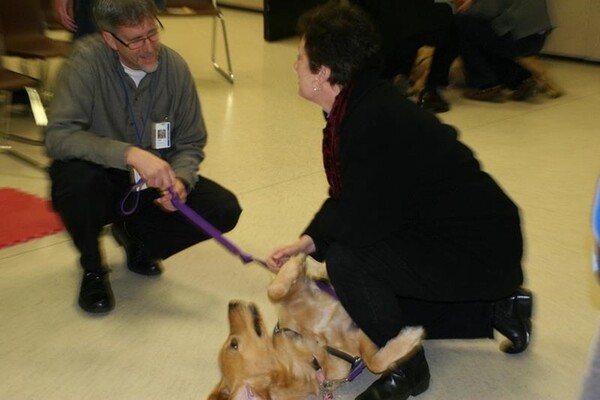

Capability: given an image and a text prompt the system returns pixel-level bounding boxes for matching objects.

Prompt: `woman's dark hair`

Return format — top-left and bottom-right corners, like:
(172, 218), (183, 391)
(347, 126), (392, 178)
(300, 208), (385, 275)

(297, 2), (381, 86)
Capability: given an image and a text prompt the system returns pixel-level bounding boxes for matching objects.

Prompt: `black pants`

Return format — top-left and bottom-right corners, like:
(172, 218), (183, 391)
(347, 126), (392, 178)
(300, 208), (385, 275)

(49, 160), (242, 272)
(456, 14), (546, 89)
(381, 4), (458, 90)
(324, 233), (522, 347)
(73, 0), (95, 39)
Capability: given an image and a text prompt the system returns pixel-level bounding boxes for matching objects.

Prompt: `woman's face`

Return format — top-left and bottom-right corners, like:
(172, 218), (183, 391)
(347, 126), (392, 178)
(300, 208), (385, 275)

(293, 38), (320, 102)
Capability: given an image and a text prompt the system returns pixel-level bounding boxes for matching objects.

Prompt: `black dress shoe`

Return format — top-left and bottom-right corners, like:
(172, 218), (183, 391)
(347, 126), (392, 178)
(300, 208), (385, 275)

(111, 223), (163, 276)
(418, 89), (450, 113)
(79, 271), (115, 313)
(464, 85), (504, 102)
(355, 347), (430, 400)
(493, 287), (533, 354)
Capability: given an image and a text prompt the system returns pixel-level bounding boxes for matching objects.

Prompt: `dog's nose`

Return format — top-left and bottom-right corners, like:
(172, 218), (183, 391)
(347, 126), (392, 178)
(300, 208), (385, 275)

(228, 300), (241, 311)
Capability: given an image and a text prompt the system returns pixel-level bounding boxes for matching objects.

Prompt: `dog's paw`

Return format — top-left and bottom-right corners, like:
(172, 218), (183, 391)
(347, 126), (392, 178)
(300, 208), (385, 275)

(381, 326), (424, 361)
(267, 254), (307, 301)
(361, 326), (424, 373)
(398, 326), (425, 344)
(267, 281), (289, 301)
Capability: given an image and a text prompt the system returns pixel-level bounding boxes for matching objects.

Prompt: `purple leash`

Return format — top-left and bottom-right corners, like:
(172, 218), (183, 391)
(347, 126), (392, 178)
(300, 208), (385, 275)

(119, 181), (266, 267)
(166, 188), (367, 384)
(123, 183), (365, 385)
(167, 187), (268, 268)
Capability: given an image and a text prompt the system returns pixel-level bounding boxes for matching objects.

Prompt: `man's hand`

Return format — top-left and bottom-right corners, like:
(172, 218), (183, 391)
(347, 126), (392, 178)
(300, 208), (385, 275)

(154, 178), (188, 212)
(54, 0), (77, 32)
(125, 146), (177, 191)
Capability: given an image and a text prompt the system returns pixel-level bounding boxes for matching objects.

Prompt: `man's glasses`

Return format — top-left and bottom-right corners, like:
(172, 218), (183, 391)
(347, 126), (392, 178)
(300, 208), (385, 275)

(109, 29), (160, 50)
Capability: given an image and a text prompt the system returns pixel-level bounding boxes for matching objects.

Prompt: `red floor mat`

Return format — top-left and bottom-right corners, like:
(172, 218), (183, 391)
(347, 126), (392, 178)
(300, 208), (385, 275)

(0, 188), (65, 249)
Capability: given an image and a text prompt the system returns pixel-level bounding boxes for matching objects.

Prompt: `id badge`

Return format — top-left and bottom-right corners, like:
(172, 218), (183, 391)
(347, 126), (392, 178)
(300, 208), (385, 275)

(152, 121), (171, 149)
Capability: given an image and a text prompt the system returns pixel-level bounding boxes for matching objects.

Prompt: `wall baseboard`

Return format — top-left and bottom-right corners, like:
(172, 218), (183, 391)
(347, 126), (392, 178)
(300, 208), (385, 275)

(218, 0), (263, 11)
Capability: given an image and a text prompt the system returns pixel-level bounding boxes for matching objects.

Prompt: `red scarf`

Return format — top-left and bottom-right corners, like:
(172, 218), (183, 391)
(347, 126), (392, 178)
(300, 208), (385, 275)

(322, 84), (353, 199)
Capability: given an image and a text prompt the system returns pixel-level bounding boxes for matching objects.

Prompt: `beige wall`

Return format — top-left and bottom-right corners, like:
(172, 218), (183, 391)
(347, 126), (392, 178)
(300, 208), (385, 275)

(544, 0), (600, 61)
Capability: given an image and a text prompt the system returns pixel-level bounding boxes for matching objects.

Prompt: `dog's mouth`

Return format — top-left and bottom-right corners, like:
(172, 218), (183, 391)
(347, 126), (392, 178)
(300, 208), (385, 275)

(228, 300), (264, 337)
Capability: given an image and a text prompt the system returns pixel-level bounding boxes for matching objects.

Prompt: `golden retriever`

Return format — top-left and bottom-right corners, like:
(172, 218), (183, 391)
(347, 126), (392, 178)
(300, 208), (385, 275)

(410, 46), (563, 98)
(208, 254), (424, 400)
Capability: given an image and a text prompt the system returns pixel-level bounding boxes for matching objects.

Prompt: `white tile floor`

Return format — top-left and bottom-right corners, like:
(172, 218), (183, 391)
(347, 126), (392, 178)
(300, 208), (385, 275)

(1, 8), (600, 400)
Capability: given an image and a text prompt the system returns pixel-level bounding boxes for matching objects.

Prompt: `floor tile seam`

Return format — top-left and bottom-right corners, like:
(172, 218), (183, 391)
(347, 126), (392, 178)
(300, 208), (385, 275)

(0, 236), (71, 261)
(236, 170), (324, 196)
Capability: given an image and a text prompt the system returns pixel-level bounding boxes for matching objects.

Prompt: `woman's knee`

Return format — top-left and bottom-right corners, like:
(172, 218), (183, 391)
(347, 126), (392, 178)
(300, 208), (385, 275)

(325, 242), (363, 282)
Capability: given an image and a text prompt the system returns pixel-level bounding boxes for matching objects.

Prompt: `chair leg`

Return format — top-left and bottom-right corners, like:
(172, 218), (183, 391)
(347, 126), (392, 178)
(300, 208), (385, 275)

(0, 90), (13, 149)
(211, 11), (234, 84)
(517, 56), (564, 98)
(25, 87), (48, 127)
(0, 88), (47, 170)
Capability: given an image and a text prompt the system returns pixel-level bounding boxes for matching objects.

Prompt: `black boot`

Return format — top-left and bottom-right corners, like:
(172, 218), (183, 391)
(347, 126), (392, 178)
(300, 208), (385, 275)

(355, 347), (430, 400)
(111, 222), (163, 276)
(79, 270), (114, 313)
(418, 89), (450, 113)
(493, 287), (533, 354)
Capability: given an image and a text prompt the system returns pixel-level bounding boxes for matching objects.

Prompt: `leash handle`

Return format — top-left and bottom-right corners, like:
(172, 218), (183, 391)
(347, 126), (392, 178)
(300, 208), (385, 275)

(119, 179), (147, 216)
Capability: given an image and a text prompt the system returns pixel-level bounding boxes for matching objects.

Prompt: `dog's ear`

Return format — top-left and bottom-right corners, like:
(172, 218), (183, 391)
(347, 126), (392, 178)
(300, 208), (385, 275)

(207, 378), (230, 400)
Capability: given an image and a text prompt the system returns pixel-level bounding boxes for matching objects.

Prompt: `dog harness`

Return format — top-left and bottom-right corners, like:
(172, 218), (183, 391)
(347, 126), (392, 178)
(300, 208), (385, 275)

(272, 324), (366, 399)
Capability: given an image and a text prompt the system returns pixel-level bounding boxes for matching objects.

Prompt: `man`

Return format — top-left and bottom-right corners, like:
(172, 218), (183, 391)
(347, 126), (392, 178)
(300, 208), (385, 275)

(45, 0), (242, 314)
(455, 0), (554, 101)
(350, 0), (458, 113)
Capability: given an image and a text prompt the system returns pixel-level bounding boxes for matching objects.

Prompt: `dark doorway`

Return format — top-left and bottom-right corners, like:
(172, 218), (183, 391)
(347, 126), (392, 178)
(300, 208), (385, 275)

(263, 0), (328, 41)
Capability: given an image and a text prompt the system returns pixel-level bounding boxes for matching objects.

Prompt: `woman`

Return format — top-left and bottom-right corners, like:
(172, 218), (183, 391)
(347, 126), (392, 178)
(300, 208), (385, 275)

(266, 3), (532, 399)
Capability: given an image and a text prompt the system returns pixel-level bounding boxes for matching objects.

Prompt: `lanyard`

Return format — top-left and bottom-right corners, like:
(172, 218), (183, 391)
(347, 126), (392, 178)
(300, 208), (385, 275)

(117, 68), (157, 146)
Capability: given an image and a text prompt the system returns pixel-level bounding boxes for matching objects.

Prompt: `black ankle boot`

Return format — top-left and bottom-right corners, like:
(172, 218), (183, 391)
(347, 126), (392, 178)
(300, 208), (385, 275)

(111, 222), (163, 276)
(493, 287), (533, 354)
(418, 89), (450, 113)
(355, 347), (430, 400)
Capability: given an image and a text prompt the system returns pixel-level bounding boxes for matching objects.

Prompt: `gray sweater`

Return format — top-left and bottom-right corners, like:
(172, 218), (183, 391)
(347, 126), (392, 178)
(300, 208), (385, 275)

(465, 0), (554, 40)
(45, 35), (206, 187)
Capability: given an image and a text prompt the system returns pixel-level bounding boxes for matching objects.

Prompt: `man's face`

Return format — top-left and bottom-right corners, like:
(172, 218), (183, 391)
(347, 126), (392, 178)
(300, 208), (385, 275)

(103, 16), (161, 73)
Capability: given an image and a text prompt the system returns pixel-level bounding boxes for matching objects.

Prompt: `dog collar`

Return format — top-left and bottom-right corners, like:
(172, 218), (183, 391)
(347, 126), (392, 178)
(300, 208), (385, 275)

(311, 357), (334, 400)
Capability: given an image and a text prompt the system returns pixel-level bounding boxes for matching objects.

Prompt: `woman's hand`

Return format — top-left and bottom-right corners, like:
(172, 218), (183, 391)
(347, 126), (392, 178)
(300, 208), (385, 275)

(266, 235), (316, 272)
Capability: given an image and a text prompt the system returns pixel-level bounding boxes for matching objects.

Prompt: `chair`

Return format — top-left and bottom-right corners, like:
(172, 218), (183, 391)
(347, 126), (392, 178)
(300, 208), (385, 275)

(0, 68), (47, 169)
(0, 0), (71, 99)
(161, 0), (234, 83)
